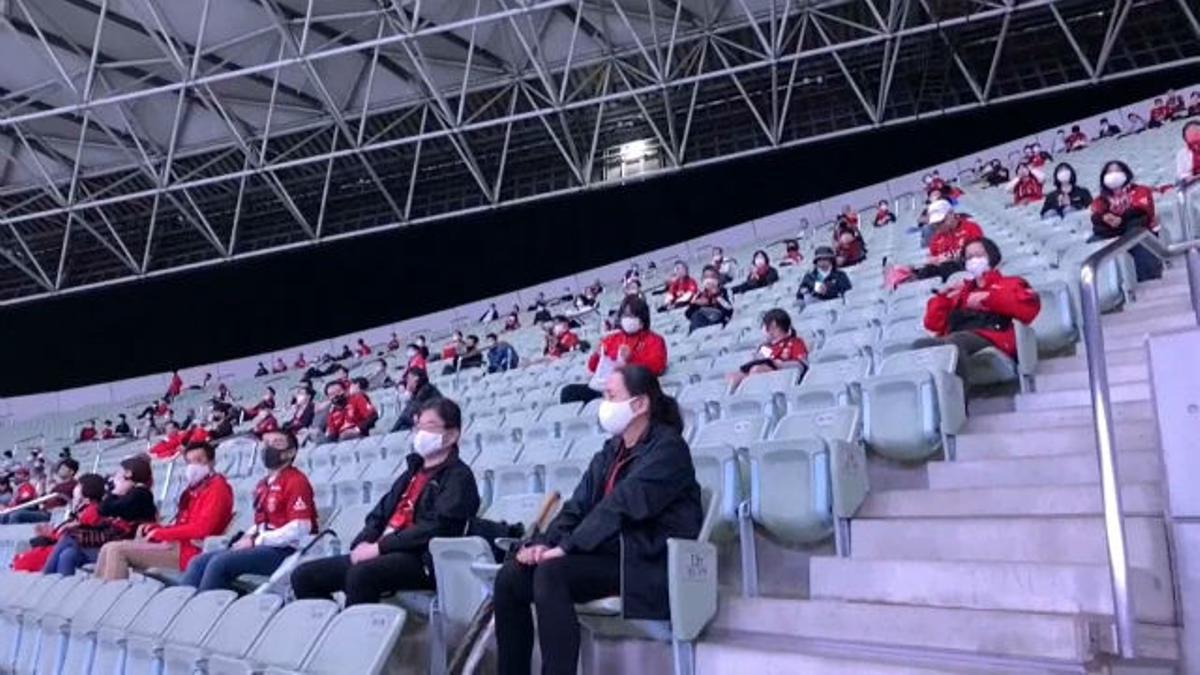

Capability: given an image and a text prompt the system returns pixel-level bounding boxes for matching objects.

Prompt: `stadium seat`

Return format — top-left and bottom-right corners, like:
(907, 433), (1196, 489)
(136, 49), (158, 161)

(59, 579), (159, 675)
(5, 575), (85, 675)
(125, 589), (237, 675)
(93, 585), (195, 675)
(0, 573), (64, 672)
(690, 415), (769, 449)
(1030, 281), (1077, 353)
(860, 345), (966, 461)
(543, 457), (591, 498)
(204, 599), (338, 675)
(283, 604), (407, 675)
(161, 593), (283, 675)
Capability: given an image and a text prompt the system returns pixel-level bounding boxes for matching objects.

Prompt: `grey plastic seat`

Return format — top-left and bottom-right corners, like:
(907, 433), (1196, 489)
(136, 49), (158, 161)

(791, 356), (871, 411)
(279, 604), (407, 675)
(492, 440), (572, 498)
(18, 576), (103, 675)
(1030, 281), (1077, 352)
(162, 594), (283, 675)
(772, 405), (862, 444)
(690, 416), (769, 450)
(205, 600), (338, 675)
(126, 589), (237, 675)
(860, 345), (966, 461)
(7, 575), (86, 675)
(542, 457), (591, 500)
(964, 322), (1039, 392)
(36, 578), (128, 675)
(93, 583), (194, 672)
(59, 579), (155, 675)
(0, 573), (64, 672)
(677, 380), (731, 418)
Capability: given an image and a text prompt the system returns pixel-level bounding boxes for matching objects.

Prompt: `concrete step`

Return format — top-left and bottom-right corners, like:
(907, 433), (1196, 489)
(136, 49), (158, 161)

(697, 630), (972, 674)
(964, 400), (1154, 433)
(1035, 362), (1148, 392)
(927, 451), (1162, 489)
(710, 597), (1099, 662)
(1099, 311), (1197, 335)
(851, 516), (1170, 572)
(955, 420), (1159, 460)
(1037, 348), (1146, 374)
(857, 483), (1163, 519)
(809, 558), (1174, 623)
(1014, 381), (1150, 411)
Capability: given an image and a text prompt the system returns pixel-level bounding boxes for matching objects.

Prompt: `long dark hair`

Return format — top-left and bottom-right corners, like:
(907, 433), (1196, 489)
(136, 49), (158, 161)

(617, 365), (684, 434)
(617, 295), (652, 331)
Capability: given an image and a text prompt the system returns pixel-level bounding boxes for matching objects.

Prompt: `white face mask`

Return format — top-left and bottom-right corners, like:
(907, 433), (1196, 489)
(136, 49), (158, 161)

(1103, 171), (1127, 190)
(598, 398), (637, 435)
(619, 316), (643, 334)
(412, 430), (445, 457)
(184, 463), (211, 486)
(406, 348), (417, 358)
(553, 324), (567, 336)
(1056, 170), (1071, 184)
(964, 256), (990, 279)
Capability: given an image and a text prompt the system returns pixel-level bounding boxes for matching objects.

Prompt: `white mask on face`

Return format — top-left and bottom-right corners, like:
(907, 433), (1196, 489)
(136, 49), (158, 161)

(1055, 170), (1071, 184)
(598, 398), (637, 435)
(412, 430), (445, 457)
(184, 463), (210, 486)
(553, 324), (567, 336)
(1103, 171), (1127, 190)
(620, 316), (643, 334)
(964, 256), (990, 279)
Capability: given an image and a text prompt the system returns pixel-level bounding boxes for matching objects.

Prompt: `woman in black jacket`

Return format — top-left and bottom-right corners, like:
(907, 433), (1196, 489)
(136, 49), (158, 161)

(291, 397), (480, 606)
(493, 365), (703, 675)
(1040, 163), (1093, 219)
(797, 246), (852, 302)
(390, 367), (442, 432)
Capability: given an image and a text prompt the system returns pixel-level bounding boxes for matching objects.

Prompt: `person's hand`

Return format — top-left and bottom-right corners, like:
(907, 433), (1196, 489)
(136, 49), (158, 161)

(538, 546), (566, 563)
(33, 523), (52, 538)
(965, 292), (989, 310)
(350, 542), (380, 564)
(136, 523), (156, 540)
(1058, 193), (1070, 207)
(814, 281), (826, 294)
(516, 544), (548, 566)
(617, 345), (631, 362)
(1103, 213), (1122, 227)
(233, 535), (254, 550)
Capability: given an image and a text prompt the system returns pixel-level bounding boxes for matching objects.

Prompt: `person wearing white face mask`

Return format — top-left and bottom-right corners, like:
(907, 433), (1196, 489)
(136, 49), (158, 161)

(1010, 162), (1044, 207)
(291, 398), (480, 606)
(494, 365), (702, 675)
(1040, 163), (1092, 219)
(560, 296), (668, 404)
(798, 246), (852, 303)
(914, 238), (1041, 383)
(731, 249), (780, 294)
(95, 441), (233, 580)
(1089, 160), (1163, 281)
(727, 308), (810, 390)
(685, 265), (734, 334)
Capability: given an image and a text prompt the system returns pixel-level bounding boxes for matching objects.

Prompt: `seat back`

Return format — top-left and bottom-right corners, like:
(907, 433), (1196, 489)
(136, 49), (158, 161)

(129, 586), (197, 638)
(878, 344), (957, 376)
(862, 373), (941, 461)
(164, 590), (238, 646)
(243, 599), (338, 669)
(543, 458), (590, 498)
(298, 605), (407, 675)
(691, 416), (769, 449)
(772, 405), (861, 443)
(735, 369), (800, 396)
(749, 437), (833, 543)
(96, 579), (165, 631)
(198, 593), (283, 658)
(796, 359), (873, 387)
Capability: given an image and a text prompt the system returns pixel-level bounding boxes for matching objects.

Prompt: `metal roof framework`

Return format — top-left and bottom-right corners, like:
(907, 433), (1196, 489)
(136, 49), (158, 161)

(0, 0), (1196, 304)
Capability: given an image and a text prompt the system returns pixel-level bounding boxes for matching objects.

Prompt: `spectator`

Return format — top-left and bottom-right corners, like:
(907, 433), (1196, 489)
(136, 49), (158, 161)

(254, 362), (269, 377)
(1167, 89), (1185, 116)
(272, 358), (288, 374)
(294, 352), (308, 369)
(1041, 163), (1093, 219)
(914, 199), (983, 281)
(545, 316), (582, 358)
(282, 385), (316, 435)
(1096, 117), (1122, 139)
(622, 278), (644, 302)
(486, 334), (520, 374)
(387, 332), (402, 352)
(404, 343), (428, 373)
(874, 200), (896, 227)
(915, 238), (1041, 381)
(494, 365), (701, 675)
(561, 296), (668, 405)
(459, 336), (485, 371)
(659, 262), (698, 311)
(324, 379), (376, 442)
(114, 414), (131, 436)
(527, 292), (548, 312)
(355, 338), (372, 358)
(1090, 160), (1163, 281)
(204, 407), (234, 441)
(9, 465), (37, 509)
(0, 475), (11, 508)
(480, 303), (500, 323)
(11, 473), (106, 572)
(1050, 128), (1068, 154)
(100, 419), (115, 440)
(1064, 125), (1089, 152)
(391, 368), (441, 433)
(251, 408), (279, 437)
(839, 204), (859, 230)
(1175, 120), (1200, 181)
(414, 336), (430, 359)
(503, 312), (521, 332)
(778, 239), (804, 267)
(166, 370), (184, 401)
(710, 246), (734, 283)
(1149, 97), (1171, 128)
(322, 381), (351, 442)
(1025, 143), (1052, 172)
(441, 331), (465, 361)
(243, 386), (276, 420)
(797, 246), (852, 303)
(181, 431), (317, 591)
(1125, 112), (1147, 134)
(77, 419), (98, 443)
(42, 458), (80, 510)
(95, 441), (233, 581)
(33, 473), (111, 575)
(833, 219), (866, 267)
(338, 344), (354, 360)
(685, 265), (734, 334)
(1011, 162), (1044, 206)
(1188, 92), (1200, 117)
(291, 398), (480, 606)
(731, 250), (780, 294)
(1, 459), (77, 524)
(183, 373), (213, 392)
(573, 286), (599, 313)
(727, 309), (809, 390)
(983, 159), (1010, 187)
(148, 421), (188, 460)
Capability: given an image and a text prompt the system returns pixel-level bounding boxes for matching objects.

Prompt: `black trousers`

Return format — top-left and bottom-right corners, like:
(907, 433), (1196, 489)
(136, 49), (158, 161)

(494, 554), (621, 675)
(290, 551), (433, 606)
(559, 384), (602, 405)
(913, 332), (993, 380)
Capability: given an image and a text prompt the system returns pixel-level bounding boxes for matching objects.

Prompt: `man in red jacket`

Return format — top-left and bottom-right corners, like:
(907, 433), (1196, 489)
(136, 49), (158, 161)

(916, 238), (1041, 381)
(165, 370), (184, 402)
(94, 440), (233, 580)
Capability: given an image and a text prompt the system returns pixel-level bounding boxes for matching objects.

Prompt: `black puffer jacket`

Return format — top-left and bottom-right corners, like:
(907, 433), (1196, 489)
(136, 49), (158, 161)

(390, 382), (442, 432)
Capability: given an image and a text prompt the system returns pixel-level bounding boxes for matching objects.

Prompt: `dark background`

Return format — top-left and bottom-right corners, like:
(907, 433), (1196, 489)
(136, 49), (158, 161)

(3, 68), (1197, 395)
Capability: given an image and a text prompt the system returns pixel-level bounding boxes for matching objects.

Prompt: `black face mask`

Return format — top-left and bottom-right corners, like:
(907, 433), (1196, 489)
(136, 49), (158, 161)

(262, 445), (291, 471)
(331, 394), (347, 406)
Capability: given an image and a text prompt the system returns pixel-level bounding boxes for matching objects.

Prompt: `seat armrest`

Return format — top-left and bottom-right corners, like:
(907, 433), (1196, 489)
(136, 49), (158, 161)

(829, 440), (869, 519)
(666, 538), (717, 642)
(929, 369), (966, 435)
(1014, 321), (1039, 377)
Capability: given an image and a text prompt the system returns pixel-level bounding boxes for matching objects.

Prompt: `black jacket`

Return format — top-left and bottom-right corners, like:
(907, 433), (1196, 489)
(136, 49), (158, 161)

(542, 423), (702, 620)
(391, 382), (442, 432)
(798, 268), (852, 300)
(100, 485), (158, 523)
(352, 451), (480, 561)
(1040, 185), (1092, 218)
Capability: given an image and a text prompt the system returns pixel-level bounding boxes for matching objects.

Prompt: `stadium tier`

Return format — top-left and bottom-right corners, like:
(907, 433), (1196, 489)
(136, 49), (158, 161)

(2, 81), (1200, 675)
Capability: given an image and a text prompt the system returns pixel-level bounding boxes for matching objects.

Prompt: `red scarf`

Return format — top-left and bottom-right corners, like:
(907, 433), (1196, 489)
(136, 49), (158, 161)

(1106, 187), (1133, 215)
(1190, 143), (1200, 175)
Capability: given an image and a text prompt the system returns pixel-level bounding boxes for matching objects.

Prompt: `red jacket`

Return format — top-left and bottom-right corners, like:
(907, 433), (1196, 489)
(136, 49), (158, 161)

(587, 330), (668, 376)
(148, 473), (233, 570)
(149, 430), (188, 460)
(757, 334), (809, 363)
(166, 374), (183, 399)
(407, 353), (427, 372)
(13, 481), (37, 505)
(924, 269), (1041, 358)
(253, 466), (317, 533)
(1090, 184), (1157, 238)
(547, 330), (581, 358)
(928, 218), (984, 259)
(1013, 176), (1043, 205)
(254, 413), (279, 436)
(1150, 104), (1172, 123)
(346, 392), (377, 430)
(666, 276), (698, 301)
(356, 343), (372, 357)
(78, 427), (97, 442)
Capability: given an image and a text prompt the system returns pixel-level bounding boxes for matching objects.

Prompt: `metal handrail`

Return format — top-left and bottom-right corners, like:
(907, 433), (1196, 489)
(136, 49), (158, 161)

(1079, 177), (1200, 658)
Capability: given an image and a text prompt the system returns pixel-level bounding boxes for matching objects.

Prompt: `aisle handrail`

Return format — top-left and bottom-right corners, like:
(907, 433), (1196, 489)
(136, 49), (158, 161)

(1078, 175), (1200, 658)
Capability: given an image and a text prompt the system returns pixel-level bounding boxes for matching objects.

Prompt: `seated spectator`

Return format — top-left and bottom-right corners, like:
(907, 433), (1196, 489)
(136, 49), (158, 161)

(1025, 143), (1052, 174)
(443, 335), (484, 374)
(1125, 112), (1148, 134)
(839, 204), (859, 230)
(572, 286), (599, 314)
(797, 246), (852, 303)
(494, 365), (701, 675)
(8, 466), (37, 510)
(402, 343), (427, 374)
(914, 238), (1041, 381)
(1051, 128), (1068, 154)
(291, 398), (480, 606)
(622, 278), (644, 302)
(731, 250), (780, 294)
(874, 200), (896, 227)
(1090, 160), (1163, 281)
(282, 385), (316, 436)
(685, 266), (734, 334)
(272, 358), (288, 374)
(1064, 125), (1089, 152)
(544, 316), (582, 358)
(833, 220), (866, 267)
(1149, 97), (1172, 128)
(294, 352), (308, 369)
(1011, 162), (1044, 206)
(326, 378), (377, 441)
(204, 407), (234, 441)
(356, 338), (373, 358)
(561, 296), (667, 405)
(251, 408), (279, 437)
(480, 302), (500, 323)
(242, 387), (276, 419)
(387, 332), (402, 352)
(983, 159), (1010, 187)
(1, 459), (77, 524)
(1175, 120), (1200, 181)
(1167, 89), (1185, 117)
(11, 473), (106, 573)
(486, 334), (520, 373)
(100, 419), (115, 440)
(77, 419), (98, 443)
(1188, 92), (1200, 117)
(255, 362), (269, 377)
(1041, 163), (1093, 219)
(114, 414), (131, 436)
(95, 441), (233, 581)
(1096, 117), (1122, 139)
(778, 239), (804, 267)
(527, 292), (548, 312)
(337, 344), (354, 360)
(441, 331), (464, 362)
(912, 200), (984, 281)
(727, 309), (809, 390)
(363, 358), (390, 390)
(414, 336), (430, 359)
(182, 431), (317, 591)
(503, 312), (521, 332)
(659, 262), (698, 311)
(148, 421), (188, 460)
(391, 368), (441, 432)
(710, 246), (734, 283)
(166, 370), (183, 401)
